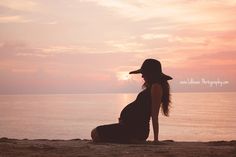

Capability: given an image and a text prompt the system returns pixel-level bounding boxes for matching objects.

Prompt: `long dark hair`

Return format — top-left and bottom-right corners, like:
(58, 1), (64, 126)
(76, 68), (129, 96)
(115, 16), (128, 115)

(142, 73), (171, 116)
(160, 80), (171, 116)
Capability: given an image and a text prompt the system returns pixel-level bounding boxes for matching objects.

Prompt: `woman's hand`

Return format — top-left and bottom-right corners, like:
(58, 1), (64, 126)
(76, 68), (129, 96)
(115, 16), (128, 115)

(152, 140), (162, 145)
(154, 137), (159, 142)
(153, 136), (159, 142)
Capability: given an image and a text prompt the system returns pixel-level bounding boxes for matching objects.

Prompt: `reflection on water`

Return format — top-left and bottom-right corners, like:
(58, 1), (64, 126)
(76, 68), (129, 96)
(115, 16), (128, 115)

(0, 93), (235, 141)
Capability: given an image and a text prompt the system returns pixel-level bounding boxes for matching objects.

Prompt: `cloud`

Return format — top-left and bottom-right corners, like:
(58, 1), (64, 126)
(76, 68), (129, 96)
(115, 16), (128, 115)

(166, 50), (236, 79)
(81, 1), (160, 21)
(0, 1), (236, 93)
(45, 21), (58, 25)
(33, 45), (95, 56)
(188, 51), (236, 68)
(0, 40), (144, 93)
(141, 34), (171, 40)
(0, 41), (39, 58)
(105, 40), (145, 53)
(0, 40), (235, 93)
(0, 15), (31, 23)
(0, 0), (38, 12)
(81, 0), (236, 22)
(0, 41), (107, 58)
(11, 68), (37, 73)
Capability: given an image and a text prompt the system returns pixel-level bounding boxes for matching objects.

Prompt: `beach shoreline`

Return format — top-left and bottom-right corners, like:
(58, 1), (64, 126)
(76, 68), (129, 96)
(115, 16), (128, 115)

(0, 137), (235, 157)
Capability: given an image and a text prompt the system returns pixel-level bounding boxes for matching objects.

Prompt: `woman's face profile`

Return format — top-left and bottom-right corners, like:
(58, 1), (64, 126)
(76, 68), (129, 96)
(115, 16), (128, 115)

(142, 73), (147, 82)
(142, 73), (153, 84)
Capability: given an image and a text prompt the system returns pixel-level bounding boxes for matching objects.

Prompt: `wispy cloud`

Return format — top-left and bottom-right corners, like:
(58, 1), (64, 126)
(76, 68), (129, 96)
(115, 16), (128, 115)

(0, 15), (31, 23)
(0, 0), (38, 12)
(105, 40), (145, 53)
(141, 34), (171, 40)
(81, 0), (232, 21)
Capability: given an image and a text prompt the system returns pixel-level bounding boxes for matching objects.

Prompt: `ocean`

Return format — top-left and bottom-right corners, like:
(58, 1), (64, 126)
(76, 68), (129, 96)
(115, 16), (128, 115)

(0, 92), (235, 141)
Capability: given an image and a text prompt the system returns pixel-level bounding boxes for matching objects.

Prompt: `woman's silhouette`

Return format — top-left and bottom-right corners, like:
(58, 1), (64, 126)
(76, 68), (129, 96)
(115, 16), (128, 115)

(91, 59), (172, 143)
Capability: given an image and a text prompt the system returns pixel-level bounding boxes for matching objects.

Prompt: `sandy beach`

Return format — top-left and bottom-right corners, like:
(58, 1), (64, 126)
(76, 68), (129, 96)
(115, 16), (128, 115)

(0, 137), (235, 157)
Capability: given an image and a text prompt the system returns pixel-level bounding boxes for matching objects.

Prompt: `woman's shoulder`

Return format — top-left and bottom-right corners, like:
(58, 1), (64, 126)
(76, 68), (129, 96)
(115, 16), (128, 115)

(140, 83), (161, 92)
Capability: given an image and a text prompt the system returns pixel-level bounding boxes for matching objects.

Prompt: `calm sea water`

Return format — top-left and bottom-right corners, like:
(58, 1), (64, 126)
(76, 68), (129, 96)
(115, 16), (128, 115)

(0, 92), (235, 141)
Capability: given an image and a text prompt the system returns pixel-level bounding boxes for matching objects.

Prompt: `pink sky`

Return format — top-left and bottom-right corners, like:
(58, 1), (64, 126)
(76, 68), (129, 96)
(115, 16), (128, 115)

(0, 0), (236, 94)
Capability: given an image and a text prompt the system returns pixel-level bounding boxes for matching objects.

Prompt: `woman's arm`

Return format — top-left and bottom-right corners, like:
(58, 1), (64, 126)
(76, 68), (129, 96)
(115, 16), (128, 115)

(151, 83), (163, 142)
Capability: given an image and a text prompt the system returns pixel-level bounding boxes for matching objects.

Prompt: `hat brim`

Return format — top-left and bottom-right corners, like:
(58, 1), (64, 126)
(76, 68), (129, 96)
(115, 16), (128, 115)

(161, 73), (173, 80)
(129, 69), (173, 80)
(129, 69), (142, 74)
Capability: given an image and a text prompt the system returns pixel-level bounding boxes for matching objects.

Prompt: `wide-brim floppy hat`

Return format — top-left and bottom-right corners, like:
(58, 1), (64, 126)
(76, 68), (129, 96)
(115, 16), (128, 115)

(129, 59), (173, 80)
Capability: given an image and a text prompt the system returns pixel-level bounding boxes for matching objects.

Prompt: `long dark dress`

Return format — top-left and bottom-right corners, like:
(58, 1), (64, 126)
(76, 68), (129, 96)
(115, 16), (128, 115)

(96, 87), (152, 143)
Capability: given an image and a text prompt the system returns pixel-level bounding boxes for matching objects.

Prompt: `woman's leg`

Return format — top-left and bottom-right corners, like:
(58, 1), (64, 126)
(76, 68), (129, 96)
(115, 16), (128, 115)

(91, 124), (149, 143)
(91, 123), (131, 143)
(91, 128), (101, 142)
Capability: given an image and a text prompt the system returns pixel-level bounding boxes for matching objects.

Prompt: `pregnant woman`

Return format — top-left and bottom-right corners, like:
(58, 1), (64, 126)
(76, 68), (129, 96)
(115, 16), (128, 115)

(91, 58), (172, 143)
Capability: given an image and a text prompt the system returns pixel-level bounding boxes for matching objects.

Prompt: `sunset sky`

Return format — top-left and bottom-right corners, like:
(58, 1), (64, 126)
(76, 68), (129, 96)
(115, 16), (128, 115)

(0, 0), (236, 94)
